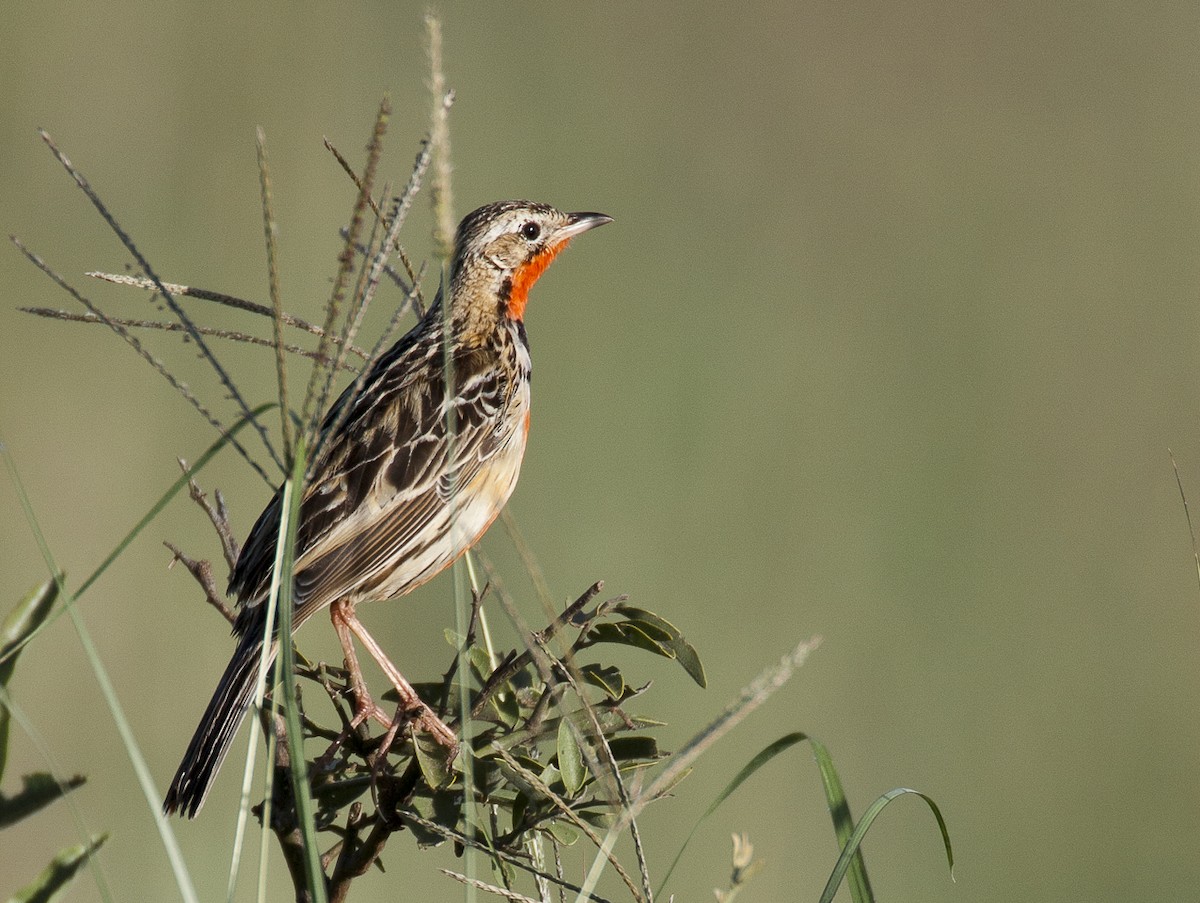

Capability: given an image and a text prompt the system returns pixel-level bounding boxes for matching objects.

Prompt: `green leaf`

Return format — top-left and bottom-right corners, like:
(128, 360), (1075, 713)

(491, 686), (521, 729)
(510, 792), (529, 834)
(467, 645), (493, 682)
(614, 605), (706, 688)
(575, 807), (616, 830)
(312, 776), (372, 813)
(539, 763), (562, 792)
(0, 579), (58, 783)
(0, 772), (86, 829)
(585, 621), (673, 657)
(649, 765), (693, 800)
(414, 734), (455, 791)
(580, 663), (624, 698)
(398, 801), (450, 848)
(546, 819), (580, 846)
(557, 720), (586, 798)
(606, 736), (662, 761)
(9, 833), (107, 903)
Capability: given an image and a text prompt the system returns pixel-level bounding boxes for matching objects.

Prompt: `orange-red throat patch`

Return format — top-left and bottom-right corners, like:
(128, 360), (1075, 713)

(507, 239), (570, 321)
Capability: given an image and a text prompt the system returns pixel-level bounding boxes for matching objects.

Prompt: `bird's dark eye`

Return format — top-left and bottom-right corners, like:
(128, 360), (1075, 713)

(520, 221), (541, 241)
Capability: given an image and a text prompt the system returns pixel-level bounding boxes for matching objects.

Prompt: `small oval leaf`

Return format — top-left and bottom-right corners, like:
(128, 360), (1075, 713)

(557, 720), (586, 798)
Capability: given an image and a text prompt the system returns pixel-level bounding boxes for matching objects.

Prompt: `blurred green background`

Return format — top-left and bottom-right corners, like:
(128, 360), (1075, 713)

(3, 2), (1199, 900)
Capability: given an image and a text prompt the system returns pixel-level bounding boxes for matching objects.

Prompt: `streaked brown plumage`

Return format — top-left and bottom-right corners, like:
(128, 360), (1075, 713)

(164, 201), (611, 817)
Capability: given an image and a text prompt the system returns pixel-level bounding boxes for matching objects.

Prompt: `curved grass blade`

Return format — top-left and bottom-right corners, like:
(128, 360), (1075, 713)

(817, 787), (954, 903)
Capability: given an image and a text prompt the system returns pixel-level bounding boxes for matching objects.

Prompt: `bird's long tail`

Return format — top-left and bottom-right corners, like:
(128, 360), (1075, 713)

(163, 630), (277, 818)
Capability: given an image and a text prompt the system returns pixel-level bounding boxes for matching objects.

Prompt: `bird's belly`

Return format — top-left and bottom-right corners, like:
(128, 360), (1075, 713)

(365, 417), (528, 602)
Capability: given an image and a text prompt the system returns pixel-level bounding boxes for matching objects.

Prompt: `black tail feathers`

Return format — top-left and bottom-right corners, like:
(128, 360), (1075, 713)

(163, 633), (276, 818)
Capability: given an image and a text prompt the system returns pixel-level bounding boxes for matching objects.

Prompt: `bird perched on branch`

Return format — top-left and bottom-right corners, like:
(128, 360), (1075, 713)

(165, 200), (612, 817)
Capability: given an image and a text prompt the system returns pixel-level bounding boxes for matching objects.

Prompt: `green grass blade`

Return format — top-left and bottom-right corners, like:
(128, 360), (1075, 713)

(656, 732), (806, 897)
(817, 788), (955, 903)
(806, 734), (873, 901)
(272, 438), (327, 902)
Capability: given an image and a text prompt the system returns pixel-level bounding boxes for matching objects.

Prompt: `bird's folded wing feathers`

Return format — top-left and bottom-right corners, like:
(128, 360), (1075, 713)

(229, 345), (509, 623)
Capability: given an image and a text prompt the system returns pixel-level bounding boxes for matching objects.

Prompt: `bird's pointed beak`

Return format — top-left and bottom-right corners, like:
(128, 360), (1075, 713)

(558, 211), (614, 241)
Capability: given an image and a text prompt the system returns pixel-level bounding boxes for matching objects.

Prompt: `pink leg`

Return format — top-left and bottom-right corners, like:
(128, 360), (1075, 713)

(336, 603), (459, 750)
(330, 598), (393, 732)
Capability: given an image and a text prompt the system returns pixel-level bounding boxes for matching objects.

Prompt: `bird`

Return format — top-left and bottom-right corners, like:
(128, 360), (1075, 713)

(164, 200), (612, 817)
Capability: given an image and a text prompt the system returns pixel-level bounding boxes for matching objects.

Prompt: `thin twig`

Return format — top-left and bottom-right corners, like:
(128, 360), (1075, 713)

(395, 247), (427, 318)
(12, 238), (272, 484)
(177, 458), (240, 570)
(323, 137), (385, 221)
(20, 308), (361, 370)
(336, 230), (427, 318)
(84, 272), (370, 359)
(460, 582), (604, 726)
(316, 132), (435, 452)
(39, 129), (284, 474)
(553, 843), (566, 903)
(328, 806), (392, 903)
(514, 611), (654, 901)
(343, 234), (412, 292)
(164, 541), (236, 625)
(437, 582), (489, 717)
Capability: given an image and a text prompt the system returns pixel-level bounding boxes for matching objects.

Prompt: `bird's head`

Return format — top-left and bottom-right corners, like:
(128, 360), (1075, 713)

(449, 201), (612, 335)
